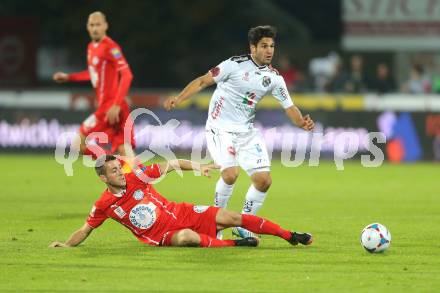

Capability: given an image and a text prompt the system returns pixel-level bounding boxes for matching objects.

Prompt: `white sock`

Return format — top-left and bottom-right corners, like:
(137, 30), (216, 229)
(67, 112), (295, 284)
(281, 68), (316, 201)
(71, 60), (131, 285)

(214, 177), (234, 208)
(242, 185), (266, 215)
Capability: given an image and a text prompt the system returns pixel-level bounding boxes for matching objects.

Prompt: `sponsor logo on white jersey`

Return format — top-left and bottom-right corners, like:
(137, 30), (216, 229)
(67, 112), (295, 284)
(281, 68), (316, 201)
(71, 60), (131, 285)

(211, 96), (225, 120)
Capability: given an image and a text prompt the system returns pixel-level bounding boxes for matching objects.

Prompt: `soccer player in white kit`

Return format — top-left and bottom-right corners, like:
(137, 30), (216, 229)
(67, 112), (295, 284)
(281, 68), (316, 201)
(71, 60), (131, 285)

(164, 26), (314, 238)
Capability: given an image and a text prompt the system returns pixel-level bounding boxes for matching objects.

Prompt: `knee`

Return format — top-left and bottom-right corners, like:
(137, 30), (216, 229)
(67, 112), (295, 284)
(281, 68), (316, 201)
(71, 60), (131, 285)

(229, 212), (242, 226)
(222, 209), (242, 226)
(175, 229), (199, 247)
(222, 169), (239, 185)
(253, 174), (272, 192)
(216, 209), (242, 227)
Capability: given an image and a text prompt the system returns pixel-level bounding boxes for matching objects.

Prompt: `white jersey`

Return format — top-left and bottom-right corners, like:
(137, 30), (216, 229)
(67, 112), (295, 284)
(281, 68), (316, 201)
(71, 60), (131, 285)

(206, 54), (294, 132)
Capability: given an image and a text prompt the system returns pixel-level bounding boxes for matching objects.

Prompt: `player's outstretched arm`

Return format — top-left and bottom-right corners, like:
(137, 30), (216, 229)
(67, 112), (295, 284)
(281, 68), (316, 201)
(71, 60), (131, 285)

(158, 160), (219, 178)
(49, 223), (94, 248)
(53, 70), (91, 83)
(285, 106), (315, 131)
(163, 72), (215, 111)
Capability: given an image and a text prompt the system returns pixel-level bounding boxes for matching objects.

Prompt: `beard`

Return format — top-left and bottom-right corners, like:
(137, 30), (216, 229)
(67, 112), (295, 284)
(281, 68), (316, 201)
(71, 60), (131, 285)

(255, 54), (271, 66)
(108, 180), (126, 189)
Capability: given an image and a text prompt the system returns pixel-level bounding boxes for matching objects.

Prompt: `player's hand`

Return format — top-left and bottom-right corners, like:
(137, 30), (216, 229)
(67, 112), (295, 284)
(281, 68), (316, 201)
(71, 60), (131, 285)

(53, 72), (69, 83)
(49, 241), (69, 248)
(300, 114), (314, 131)
(200, 163), (220, 178)
(163, 96), (178, 111)
(106, 105), (121, 125)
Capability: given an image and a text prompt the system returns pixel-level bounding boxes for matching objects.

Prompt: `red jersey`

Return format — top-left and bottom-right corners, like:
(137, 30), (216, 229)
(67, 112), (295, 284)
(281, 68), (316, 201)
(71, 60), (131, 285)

(87, 164), (182, 245)
(68, 36), (133, 117)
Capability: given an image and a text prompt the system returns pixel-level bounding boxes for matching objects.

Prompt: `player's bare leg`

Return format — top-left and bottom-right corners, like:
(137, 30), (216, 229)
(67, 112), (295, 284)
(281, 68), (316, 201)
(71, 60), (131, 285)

(216, 208), (313, 246)
(74, 132), (109, 159)
(214, 166), (239, 239)
(71, 132), (87, 154)
(169, 228), (252, 248)
(170, 229), (201, 247)
(250, 171), (272, 192)
(233, 170), (272, 238)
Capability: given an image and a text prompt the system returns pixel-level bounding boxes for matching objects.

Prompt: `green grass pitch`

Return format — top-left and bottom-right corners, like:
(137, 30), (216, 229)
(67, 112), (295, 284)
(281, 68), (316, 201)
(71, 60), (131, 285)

(0, 154), (439, 292)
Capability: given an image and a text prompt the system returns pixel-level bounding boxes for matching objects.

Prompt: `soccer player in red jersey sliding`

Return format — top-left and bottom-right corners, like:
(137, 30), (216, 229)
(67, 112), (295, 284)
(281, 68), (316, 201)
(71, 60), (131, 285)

(53, 11), (135, 159)
(50, 155), (313, 248)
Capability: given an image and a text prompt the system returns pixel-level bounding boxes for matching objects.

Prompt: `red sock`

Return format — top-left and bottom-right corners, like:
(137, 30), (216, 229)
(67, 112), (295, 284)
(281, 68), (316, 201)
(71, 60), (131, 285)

(198, 233), (235, 247)
(241, 214), (292, 241)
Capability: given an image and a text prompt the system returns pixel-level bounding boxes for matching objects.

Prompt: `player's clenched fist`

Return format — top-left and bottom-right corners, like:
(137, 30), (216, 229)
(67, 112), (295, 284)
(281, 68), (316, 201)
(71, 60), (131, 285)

(163, 96), (178, 111)
(301, 114), (315, 131)
(53, 72), (69, 83)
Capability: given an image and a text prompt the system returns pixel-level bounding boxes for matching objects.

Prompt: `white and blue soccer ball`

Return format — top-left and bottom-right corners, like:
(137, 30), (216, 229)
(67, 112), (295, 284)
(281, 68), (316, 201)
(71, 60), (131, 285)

(360, 223), (391, 253)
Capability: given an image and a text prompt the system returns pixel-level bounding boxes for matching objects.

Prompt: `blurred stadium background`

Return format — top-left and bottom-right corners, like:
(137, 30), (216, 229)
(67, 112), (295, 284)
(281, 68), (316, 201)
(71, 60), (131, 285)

(0, 0), (439, 161)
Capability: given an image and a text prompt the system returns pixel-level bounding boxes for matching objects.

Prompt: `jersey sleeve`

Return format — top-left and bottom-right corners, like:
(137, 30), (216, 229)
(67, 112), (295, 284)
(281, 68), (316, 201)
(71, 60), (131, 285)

(68, 70), (91, 82)
(105, 43), (133, 105)
(272, 76), (294, 109)
(86, 205), (108, 229)
(106, 44), (129, 71)
(130, 163), (163, 184)
(209, 59), (237, 83)
(140, 163), (162, 179)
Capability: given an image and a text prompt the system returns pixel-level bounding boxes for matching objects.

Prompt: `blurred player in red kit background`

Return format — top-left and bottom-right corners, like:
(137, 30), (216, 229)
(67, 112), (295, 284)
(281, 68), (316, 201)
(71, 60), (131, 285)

(53, 11), (135, 160)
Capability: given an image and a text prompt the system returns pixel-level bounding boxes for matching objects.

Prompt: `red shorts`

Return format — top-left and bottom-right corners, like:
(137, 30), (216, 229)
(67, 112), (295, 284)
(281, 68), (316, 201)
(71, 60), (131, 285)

(156, 203), (220, 246)
(79, 106), (135, 153)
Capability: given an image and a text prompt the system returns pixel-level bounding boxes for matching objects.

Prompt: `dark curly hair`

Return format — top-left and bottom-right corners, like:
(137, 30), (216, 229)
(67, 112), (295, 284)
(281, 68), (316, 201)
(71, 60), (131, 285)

(248, 25), (277, 46)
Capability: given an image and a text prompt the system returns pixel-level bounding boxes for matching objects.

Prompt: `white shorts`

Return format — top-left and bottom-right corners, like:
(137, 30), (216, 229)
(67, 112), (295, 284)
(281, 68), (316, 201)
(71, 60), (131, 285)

(206, 127), (270, 176)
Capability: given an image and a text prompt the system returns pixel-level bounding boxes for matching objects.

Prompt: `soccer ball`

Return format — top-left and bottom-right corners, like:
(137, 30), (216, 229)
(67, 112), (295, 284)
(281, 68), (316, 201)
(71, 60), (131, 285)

(360, 223), (391, 253)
